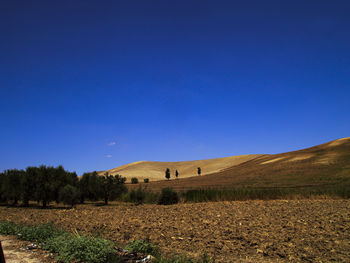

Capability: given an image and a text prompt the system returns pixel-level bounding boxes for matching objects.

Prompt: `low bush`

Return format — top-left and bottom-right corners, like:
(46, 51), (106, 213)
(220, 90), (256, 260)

(144, 178), (149, 183)
(0, 220), (18, 235)
(131, 177), (139, 184)
(43, 233), (72, 253)
(0, 221), (62, 244)
(121, 190), (159, 204)
(129, 187), (146, 205)
(17, 223), (63, 243)
(125, 239), (160, 257)
(158, 188), (179, 205)
(55, 235), (116, 263)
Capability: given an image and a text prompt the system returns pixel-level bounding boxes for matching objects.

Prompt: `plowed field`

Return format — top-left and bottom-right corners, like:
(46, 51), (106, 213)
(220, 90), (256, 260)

(1, 200), (349, 262)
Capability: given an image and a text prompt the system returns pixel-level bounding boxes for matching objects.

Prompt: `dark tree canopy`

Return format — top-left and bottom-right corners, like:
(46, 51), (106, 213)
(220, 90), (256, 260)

(100, 173), (127, 205)
(1, 169), (24, 205)
(0, 166), (127, 207)
(78, 171), (100, 203)
(0, 165), (78, 208)
(165, 168), (170, 180)
(59, 185), (80, 208)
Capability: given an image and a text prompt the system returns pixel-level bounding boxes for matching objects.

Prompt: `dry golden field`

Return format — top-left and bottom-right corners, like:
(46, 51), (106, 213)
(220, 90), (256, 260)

(126, 137), (350, 192)
(100, 155), (262, 182)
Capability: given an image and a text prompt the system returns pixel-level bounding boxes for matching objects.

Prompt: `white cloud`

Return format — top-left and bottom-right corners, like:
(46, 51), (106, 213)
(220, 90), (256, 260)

(105, 154), (113, 158)
(107, 141), (116, 146)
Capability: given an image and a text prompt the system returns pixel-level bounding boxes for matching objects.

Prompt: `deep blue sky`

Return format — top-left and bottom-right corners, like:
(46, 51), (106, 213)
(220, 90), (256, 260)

(1, 1), (349, 175)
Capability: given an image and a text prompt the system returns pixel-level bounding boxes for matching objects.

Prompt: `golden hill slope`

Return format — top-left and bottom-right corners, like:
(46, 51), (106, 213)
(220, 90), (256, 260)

(130, 137), (350, 191)
(100, 155), (263, 182)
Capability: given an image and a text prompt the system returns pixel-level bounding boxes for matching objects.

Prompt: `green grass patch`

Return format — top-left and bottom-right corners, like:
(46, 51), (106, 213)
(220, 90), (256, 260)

(0, 221), (117, 263)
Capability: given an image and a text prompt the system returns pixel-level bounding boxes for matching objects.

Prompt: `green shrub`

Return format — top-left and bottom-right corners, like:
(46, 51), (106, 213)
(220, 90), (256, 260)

(129, 187), (146, 205)
(43, 233), (72, 253)
(131, 177), (139, 184)
(56, 235), (115, 263)
(17, 223), (62, 244)
(158, 188), (179, 205)
(0, 220), (18, 235)
(0, 221), (62, 242)
(125, 239), (160, 257)
(144, 178), (149, 183)
(144, 191), (160, 204)
(121, 190), (159, 204)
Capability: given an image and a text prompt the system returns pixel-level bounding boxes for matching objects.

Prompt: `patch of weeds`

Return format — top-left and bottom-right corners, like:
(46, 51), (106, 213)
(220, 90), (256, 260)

(55, 235), (116, 263)
(17, 223), (63, 243)
(125, 239), (160, 257)
(43, 233), (72, 253)
(129, 187), (146, 205)
(0, 220), (18, 235)
(0, 221), (119, 263)
(158, 188), (179, 205)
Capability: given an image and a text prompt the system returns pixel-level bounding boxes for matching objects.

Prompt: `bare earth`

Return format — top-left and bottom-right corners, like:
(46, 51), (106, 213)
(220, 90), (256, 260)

(1, 200), (349, 262)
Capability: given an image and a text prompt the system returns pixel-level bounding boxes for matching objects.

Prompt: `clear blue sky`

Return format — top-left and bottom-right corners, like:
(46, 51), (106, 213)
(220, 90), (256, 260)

(1, 1), (349, 175)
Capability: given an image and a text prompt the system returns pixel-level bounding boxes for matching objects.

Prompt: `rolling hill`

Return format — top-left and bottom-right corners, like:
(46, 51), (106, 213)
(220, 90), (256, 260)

(119, 137), (350, 192)
(99, 154), (263, 181)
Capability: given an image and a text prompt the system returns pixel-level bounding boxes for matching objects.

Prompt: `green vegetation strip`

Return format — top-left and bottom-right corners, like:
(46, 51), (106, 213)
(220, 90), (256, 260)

(0, 221), (215, 263)
(183, 185), (350, 202)
(0, 221), (115, 263)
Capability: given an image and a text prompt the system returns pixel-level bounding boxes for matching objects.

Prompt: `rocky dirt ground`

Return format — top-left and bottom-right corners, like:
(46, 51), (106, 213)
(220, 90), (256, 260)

(0, 200), (349, 262)
(0, 235), (55, 263)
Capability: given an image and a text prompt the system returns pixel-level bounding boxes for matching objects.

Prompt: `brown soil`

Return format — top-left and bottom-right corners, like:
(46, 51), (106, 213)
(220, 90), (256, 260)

(1, 200), (349, 262)
(0, 235), (55, 263)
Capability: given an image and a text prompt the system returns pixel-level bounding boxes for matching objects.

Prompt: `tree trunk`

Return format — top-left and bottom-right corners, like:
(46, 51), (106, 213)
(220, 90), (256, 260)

(12, 198), (18, 206)
(23, 199), (29, 207)
(42, 200), (47, 208)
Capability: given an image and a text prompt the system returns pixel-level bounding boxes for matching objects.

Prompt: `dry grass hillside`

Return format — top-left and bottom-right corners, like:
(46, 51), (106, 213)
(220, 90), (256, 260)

(99, 155), (263, 182)
(130, 137), (350, 191)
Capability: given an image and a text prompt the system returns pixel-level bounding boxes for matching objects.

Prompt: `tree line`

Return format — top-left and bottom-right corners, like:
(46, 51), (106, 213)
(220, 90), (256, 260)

(0, 165), (127, 208)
